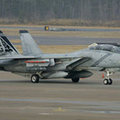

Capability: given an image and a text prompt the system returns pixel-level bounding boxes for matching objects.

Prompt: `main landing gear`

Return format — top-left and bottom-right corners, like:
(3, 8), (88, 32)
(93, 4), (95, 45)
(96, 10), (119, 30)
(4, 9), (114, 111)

(72, 77), (80, 83)
(103, 71), (113, 85)
(31, 74), (40, 83)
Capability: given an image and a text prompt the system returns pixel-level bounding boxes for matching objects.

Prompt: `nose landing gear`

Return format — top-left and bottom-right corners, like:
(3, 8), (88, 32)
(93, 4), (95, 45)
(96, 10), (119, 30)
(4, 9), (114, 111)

(103, 78), (112, 85)
(103, 71), (113, 85)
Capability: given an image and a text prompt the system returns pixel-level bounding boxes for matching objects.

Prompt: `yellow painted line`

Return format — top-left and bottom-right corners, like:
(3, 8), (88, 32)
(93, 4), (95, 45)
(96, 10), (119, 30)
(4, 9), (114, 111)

(11, 40), (21, 44)
(54, 107), (65, 112)
(15, 45), (21, 48)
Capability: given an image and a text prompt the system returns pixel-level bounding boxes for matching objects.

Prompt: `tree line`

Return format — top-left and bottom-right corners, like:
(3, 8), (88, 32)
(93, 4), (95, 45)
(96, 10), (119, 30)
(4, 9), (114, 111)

(0, 0), (120, 26)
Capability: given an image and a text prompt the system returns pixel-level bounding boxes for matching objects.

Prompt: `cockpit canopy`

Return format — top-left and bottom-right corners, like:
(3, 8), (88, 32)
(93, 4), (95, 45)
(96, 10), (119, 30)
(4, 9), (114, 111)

(89, 43), (120, 53)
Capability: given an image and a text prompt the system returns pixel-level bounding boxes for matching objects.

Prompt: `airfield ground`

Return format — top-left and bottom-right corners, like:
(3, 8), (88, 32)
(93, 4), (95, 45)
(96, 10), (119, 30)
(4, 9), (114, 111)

(0, 25), (120, 120)
(0, 72), (120, 120)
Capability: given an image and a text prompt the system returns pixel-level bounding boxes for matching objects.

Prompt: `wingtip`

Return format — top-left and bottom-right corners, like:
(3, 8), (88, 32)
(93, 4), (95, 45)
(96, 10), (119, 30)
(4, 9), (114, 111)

(19, 30), (28, 33)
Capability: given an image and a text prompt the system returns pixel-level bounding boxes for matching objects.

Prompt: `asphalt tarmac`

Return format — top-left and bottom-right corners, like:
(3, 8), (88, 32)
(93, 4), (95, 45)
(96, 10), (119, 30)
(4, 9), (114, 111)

(8, 35), (120, 45)
(1, 25), (120, 45)
(1, 26), (120, 31)
(0, 71), (120, 120)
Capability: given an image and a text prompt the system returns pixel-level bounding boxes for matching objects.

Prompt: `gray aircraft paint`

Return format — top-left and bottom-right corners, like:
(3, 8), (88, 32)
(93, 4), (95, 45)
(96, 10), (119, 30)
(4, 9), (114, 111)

(0, 30), (120, 83)
(91, 53), (112, 67)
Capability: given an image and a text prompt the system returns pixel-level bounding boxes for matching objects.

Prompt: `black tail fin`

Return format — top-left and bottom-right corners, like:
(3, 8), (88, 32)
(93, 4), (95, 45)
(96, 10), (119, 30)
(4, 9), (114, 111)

(0, 31), (19, 55)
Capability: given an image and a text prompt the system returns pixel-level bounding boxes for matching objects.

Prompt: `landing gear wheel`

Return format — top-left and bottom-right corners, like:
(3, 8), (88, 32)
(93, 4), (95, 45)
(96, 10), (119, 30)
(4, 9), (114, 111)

(72, 77), (80, 83)
(108, 78), (112, 85)
(103, 79), (108, 85)
(103, 78), (112, 85)
(31, 74), (39, 83)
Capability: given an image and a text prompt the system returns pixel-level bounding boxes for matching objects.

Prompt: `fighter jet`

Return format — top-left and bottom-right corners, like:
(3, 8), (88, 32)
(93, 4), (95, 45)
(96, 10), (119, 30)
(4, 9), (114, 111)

(0, 30), (120, 85)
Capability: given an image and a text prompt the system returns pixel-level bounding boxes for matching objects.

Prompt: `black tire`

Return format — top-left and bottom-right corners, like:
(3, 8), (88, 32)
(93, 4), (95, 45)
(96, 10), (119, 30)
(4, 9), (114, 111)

(108, 78), (112, 85)
(103, 79), (108, 85)
(31, 74), (39, 83)
(72, 77), (80, 83)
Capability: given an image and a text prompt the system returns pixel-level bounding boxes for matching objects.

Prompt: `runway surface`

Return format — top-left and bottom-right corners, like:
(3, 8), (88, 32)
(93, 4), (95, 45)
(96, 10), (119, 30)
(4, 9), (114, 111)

(8, 35), (120, 45)
(0, 25), (120, 45)
(0, 71), (120, 120)
(1, 26), (120, 31)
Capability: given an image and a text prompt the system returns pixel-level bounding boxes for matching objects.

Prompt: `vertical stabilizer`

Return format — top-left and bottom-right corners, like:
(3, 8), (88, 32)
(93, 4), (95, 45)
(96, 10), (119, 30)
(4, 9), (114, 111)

(19, 30), (42, 56)
(0, 31), (19, 56)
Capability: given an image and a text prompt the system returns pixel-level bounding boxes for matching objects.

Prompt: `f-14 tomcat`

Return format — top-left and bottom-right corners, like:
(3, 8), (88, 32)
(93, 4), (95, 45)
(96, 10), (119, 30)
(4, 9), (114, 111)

(0, 30), (120, 85)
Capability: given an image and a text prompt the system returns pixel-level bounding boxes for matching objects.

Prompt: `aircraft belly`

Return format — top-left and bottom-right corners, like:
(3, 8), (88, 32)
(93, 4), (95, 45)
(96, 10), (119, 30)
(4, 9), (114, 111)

(42, 71), (68, 79)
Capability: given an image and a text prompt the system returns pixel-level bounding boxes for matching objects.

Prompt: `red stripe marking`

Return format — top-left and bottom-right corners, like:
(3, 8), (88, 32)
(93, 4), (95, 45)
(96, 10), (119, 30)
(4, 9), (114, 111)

(25, 61), (48, 63)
